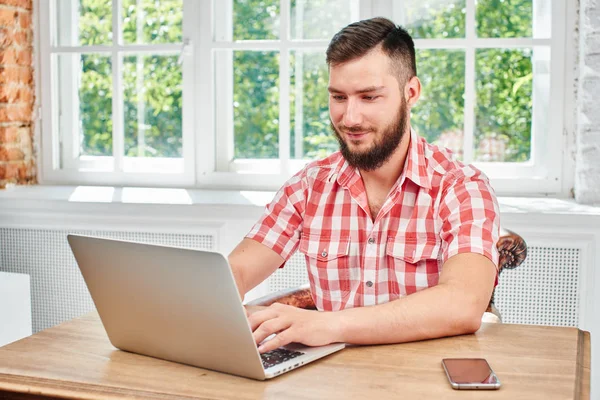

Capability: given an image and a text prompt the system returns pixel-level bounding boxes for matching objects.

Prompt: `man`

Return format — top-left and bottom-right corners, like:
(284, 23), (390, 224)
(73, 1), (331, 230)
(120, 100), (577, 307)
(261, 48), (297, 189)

(228, 17), (500, 354)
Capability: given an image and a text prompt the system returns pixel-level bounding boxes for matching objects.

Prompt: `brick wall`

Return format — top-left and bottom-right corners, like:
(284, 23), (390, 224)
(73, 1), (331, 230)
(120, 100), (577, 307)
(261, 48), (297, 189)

(0, 0), (35, 188)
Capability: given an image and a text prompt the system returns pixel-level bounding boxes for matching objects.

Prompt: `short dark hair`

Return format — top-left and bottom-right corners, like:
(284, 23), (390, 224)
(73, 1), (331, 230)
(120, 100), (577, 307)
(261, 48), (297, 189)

(326, 17), (417, 84)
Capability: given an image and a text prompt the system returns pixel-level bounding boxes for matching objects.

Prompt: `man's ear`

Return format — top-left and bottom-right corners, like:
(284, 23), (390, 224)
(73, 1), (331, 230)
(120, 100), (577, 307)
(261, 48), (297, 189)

(405, 76), (421, 107)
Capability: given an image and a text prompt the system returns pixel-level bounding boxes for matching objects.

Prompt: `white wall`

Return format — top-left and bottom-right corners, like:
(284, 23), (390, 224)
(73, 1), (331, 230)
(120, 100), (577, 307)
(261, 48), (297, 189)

(576, 0), (600, 204)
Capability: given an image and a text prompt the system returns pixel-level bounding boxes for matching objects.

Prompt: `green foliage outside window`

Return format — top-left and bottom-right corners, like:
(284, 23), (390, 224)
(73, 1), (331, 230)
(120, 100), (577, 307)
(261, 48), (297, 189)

(78, 54), (112, 156)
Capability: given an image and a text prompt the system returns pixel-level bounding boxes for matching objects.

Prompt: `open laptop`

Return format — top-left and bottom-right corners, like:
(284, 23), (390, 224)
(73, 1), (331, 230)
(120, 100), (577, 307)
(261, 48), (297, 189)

(67, 234), (345, 380)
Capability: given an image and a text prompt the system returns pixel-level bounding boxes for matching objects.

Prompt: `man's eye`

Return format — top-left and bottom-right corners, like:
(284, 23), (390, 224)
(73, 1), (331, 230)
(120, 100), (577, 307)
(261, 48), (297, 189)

(363, 96), (378, 101)
(332, 95), (345, 101)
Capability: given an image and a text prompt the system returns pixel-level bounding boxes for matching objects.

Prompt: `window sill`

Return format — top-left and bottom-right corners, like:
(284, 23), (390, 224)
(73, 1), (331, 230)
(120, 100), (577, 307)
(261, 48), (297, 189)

(0, 184), (599, 217)
(0, 184), (275, 208)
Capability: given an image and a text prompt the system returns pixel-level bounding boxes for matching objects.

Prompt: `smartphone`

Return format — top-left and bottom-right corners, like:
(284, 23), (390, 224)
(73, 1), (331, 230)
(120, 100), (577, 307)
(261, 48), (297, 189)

(441, 358), (501, 390)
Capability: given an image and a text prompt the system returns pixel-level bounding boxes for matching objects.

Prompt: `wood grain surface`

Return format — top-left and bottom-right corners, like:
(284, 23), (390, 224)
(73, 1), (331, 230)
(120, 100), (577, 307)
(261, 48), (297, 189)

(0, 313), (590, 400)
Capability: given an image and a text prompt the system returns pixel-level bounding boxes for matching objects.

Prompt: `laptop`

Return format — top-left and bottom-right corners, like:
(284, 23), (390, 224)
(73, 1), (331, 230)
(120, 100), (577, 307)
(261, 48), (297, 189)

(67, 234), (345, 380)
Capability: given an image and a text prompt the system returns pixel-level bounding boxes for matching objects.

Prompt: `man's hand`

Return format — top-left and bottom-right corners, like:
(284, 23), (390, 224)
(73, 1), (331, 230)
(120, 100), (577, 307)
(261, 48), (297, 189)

(244, 305), (267, 317)
(248, 303), (342, 353)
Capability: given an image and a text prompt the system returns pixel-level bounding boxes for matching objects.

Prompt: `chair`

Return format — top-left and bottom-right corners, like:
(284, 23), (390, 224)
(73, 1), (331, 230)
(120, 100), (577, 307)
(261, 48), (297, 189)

(247, 228), (527, 324)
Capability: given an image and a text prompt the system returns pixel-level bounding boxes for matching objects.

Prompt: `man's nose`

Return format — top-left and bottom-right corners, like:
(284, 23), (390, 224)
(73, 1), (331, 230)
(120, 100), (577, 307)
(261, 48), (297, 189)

(342, 98), (363, 127)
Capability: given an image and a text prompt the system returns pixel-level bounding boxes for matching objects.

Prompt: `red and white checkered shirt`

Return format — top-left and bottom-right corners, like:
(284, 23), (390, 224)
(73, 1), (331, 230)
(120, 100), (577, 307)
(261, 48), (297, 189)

(247, 129), (500, 312)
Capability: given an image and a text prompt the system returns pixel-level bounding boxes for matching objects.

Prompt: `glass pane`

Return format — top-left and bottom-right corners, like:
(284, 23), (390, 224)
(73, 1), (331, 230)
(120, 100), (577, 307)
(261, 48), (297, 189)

(290, 50), (335, 160)
(233, 0), (280, 41)
(54, 0), (112, 46)
(290, 0), (358, 40)
(123, 55), (182, 158)
(412, 49), (465, 158)
(477, 0), (535, 38)
(122, 0), (183, 44)
(55, 54), (113, 159)
(475, 48), (533, 162)
(79, 54), (113, 156)
(234, 51), (279, 159)
(401, 0), (465, 39)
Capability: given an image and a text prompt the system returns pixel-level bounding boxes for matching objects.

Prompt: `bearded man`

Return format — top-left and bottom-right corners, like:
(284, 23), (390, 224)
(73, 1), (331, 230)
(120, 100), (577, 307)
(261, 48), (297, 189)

(228, 17), (500, 353)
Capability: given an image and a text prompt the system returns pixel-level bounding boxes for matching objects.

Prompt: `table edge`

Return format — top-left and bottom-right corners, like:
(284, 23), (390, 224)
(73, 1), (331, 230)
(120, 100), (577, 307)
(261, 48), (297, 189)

(0, 373), (209, 400)
(575, 329), (591, 400)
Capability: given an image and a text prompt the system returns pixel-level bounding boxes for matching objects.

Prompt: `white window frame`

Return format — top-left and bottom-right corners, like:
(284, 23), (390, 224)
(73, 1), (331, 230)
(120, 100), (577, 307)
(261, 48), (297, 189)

(392, 0), (566, 195)
(37, 0), (572, 195)
(38, 0), (196, 187)
(198, 0), (362, 189)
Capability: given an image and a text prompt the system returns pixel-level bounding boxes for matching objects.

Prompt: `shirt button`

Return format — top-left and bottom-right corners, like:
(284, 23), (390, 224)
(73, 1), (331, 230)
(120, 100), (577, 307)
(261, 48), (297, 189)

(368, 237), (375, 244)
(366, 281), (373, 287)
(321, 250), (328, 257)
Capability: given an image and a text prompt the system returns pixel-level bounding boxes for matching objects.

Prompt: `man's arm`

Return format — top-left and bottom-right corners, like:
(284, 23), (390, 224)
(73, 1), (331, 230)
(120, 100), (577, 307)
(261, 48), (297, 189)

(333, 252), (496, 344)
(228, 238), (285, 299)
(230, 168), (308, 300)
(250, 252), (496, 352)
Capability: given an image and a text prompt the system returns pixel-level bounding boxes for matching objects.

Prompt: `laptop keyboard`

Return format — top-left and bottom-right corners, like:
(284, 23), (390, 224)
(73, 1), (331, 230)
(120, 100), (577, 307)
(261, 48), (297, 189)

(260, 348), (305, 369)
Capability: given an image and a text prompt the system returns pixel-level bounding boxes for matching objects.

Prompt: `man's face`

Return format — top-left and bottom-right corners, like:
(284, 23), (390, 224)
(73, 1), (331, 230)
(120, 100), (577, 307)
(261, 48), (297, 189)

(328, 48), (409, 171)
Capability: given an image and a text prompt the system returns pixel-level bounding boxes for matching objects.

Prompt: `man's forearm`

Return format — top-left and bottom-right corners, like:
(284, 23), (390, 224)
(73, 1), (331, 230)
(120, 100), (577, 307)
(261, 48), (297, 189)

(334, 283), (485, 345)
(229, 263), (247, 299)
(248, 253), (496, 353)
(333, 253), (496, 345)
(228, 238), (287, 300)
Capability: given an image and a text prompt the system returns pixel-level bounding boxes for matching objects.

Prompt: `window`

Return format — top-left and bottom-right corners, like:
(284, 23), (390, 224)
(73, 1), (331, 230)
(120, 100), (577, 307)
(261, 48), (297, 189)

(39, 0), (570, 194)
(210, 0), (360, 188)
(41, 0), (193, 186)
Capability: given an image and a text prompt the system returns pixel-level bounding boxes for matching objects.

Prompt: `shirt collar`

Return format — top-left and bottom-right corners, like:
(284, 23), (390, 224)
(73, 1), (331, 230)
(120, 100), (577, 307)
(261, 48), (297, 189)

(335, 154), (359, 188)
(402, 128), (432, 190)
(334, 128), (432, 190)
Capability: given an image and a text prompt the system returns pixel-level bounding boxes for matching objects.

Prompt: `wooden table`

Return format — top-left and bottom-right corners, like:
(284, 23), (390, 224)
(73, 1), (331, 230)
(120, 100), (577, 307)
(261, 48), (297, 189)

(0, 313), (590, 399)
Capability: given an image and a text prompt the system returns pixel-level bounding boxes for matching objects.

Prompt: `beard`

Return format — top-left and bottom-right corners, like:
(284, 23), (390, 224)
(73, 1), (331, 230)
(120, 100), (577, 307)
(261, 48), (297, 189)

(331, 98), (409, 171)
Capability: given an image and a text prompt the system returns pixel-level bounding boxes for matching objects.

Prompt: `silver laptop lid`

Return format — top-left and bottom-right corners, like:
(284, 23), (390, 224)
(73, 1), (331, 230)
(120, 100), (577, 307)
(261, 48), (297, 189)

(67, 234), (266, 380)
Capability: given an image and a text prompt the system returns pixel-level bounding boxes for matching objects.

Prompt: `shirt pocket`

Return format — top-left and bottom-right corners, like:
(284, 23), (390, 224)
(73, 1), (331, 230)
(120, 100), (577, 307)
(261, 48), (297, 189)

(299, 234), (352, 298)
(386, 233), (442, 296)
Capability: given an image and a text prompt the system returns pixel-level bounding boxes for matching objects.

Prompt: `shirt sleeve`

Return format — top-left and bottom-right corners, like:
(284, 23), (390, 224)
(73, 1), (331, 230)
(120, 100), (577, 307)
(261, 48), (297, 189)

(438, 166), (501, 271)
(245, 168), (308, 261)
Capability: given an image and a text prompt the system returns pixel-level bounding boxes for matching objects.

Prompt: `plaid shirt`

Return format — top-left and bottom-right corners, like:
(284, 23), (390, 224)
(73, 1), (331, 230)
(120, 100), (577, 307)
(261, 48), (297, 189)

(247, 129), (500, 311)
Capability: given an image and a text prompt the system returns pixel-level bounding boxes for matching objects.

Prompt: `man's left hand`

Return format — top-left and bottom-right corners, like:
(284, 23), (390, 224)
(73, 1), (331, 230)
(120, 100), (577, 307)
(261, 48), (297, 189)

(248, 303), (342, 353)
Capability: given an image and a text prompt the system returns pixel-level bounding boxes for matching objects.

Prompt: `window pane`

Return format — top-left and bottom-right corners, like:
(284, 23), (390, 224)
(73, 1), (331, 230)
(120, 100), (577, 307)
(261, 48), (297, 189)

(412, 49), (465, 157)
(477, 0), (534, 38)
(55, 54), (113, 160)
(54, 0), (112, 46)
(80, 54), (113, 156)
(122, 0), (183, 45)
(290, 0), (358, 40)
(475, 48), (533, 162)
(290, 50), (336, 160)
(234, 51), (279, 159)
(233, 0), (280, 41)
(401, 0), (465, 39)
(123, 55), (182, 159)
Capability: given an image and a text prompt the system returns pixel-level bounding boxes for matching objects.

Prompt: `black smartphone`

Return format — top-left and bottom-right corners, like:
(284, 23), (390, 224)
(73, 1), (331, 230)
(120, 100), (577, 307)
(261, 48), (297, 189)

(441, 358), (501, 390)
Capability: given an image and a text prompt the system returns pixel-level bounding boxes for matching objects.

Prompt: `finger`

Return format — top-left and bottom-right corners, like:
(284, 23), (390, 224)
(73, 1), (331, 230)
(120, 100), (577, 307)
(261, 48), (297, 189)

(248, 308), (279, 331)
(245, 305), (267, 316)
(253, 317), (292, 345)
(258, 330), (293, 353)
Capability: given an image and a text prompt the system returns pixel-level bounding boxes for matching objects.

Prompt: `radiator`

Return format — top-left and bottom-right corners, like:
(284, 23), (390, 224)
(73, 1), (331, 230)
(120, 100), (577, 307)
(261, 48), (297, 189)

(268, 245), (581, 327)
(494, 245), (580, 326)
(0, 228), (215, 333)
(0, 227), (582, 333)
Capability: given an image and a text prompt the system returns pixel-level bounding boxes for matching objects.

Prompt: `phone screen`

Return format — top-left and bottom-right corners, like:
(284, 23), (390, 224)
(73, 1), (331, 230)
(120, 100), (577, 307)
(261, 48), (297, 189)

(442, 358), (499, 385)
